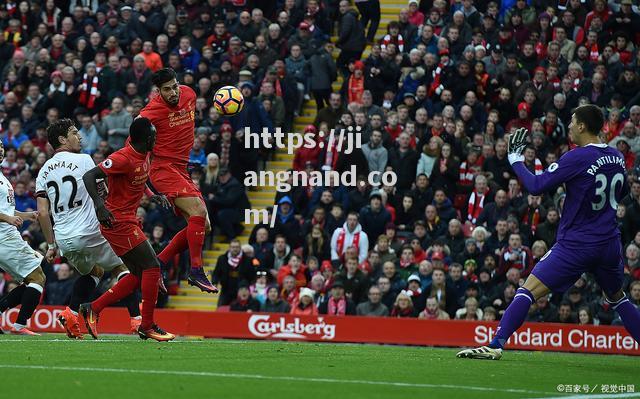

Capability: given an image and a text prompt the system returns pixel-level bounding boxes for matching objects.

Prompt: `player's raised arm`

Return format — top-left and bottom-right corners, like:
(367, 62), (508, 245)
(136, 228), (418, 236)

(83, 166), (114, 228)
(507, 128), (580, 195)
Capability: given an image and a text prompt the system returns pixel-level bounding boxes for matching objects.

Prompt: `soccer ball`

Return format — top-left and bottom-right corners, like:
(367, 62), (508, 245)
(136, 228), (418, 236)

(213, 85), (244, 116)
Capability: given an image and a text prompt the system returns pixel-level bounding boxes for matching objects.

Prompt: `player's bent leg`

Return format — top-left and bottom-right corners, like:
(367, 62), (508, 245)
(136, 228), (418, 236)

(457, 275), (550, 360)
(10, 266), (46, 336)
(61, 266), (103, 340)
(0, 284), (26, 313)
(603, 290), (640, 344)
(177, 196), (216, 293)
(121, 242), (175, 342)
(110, 264), (143, 333)
(157, 228), (187, 265)
(81, 270), (141, 340)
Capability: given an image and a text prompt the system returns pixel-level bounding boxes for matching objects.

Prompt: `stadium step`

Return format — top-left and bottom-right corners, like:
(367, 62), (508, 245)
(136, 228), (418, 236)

(273, 153), (295, 161)
(296, 115), (315, 124)
(266, 160), (293, 169)
(247, 191), (277, 199)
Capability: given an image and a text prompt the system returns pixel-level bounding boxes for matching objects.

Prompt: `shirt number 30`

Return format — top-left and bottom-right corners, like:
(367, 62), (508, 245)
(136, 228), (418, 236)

(592, 173), (624, 211)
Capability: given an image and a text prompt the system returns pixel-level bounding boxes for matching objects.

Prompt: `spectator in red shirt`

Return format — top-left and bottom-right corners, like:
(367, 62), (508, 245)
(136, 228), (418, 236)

(407, 0), (424, 26)
(290, 287), (319, 315)
(277, 254), (309, 288)
(498, 233), (533, 277)
(138, 41), (163, 72)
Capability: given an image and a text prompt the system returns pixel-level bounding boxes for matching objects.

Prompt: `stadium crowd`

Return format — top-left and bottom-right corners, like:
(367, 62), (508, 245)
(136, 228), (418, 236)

(0, 0), (640, 325)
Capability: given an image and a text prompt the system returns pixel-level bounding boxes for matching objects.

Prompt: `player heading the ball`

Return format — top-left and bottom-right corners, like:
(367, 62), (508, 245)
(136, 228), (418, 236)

(139, 68), (218, 294)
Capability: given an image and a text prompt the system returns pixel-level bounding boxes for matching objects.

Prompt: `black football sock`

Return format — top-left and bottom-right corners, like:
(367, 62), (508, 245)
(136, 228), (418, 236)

(15, 284), (43, 326)
(0, 284), (27, 313)
(69, 274), (99, 313)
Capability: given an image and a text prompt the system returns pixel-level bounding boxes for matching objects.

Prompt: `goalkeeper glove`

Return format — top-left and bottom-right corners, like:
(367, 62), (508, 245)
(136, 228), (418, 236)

(507, 127), (528, 165)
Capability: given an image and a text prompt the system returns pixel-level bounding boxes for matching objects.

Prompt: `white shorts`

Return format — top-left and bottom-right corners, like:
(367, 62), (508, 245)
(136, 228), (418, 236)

(58, 231), (123, 275)
(0, 231), (42, 283)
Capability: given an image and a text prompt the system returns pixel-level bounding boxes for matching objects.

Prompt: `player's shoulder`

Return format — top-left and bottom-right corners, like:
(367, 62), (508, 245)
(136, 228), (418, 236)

(181, 85), (196, 98)
(0, 171), (9, 185)
(104, 146), (131, 164)
(140, 95), (163, 116)
(58, 151), (92, 162)
(559, 144), (608, 162)
(36, 153), (60, 177)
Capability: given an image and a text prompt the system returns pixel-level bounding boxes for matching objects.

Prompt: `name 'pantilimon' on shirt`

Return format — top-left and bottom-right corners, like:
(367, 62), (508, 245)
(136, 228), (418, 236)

(586, 155), (626, 175)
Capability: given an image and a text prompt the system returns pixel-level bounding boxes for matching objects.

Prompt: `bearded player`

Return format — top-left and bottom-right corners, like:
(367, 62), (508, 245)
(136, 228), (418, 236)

(457, 104), (640, 360)
(79, 117), (175, 341)
(139, 68), (216, 293)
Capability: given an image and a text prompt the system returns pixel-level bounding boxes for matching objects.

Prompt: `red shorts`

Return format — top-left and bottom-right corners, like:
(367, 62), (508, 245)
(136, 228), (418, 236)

(100, 221), (147, 257)
(149, 160), (201, 206)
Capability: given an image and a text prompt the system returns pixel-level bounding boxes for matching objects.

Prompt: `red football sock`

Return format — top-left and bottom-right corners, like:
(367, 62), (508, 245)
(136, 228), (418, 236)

(158, 228), (188, 264)
(92, 273), (140, 314)
(141, 267), (161, 330)
(186, 216), (206, 268)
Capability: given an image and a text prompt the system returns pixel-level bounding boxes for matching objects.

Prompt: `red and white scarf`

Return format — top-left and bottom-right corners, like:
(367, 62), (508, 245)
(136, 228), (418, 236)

(78, 74), (98, 109)
(534, 158), (543, 175)
(327, 296), (347, 315)
(336, 229), (360, 257)
(323, 138), (339, 170)
(467, 190), (488, 224)
(228, 251), (243, 268)
(429, 63), (445, 97)
(459, 161), (475, 186)
(382, 33), (404, 52)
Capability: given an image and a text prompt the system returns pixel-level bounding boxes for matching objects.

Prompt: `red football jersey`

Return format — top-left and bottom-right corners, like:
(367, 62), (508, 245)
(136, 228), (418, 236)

(98, 144), (150, 223)
(139, 85), (196, 166)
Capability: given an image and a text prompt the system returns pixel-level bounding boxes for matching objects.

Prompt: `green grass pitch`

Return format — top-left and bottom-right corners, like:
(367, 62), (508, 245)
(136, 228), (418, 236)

(0, 334), (637, 399)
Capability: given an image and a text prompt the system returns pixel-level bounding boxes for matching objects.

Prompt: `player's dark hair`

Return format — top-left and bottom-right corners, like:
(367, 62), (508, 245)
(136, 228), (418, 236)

(46, 118), (75, 149)
(129, 117), (154, 144)
(573, 104), (604, 135)
(151, 68), (177, 88)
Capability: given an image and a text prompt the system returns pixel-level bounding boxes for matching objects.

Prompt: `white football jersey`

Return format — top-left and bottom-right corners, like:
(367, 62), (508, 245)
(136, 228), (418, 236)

(0, 171), (19, 240)
(35, 152), (100, 240)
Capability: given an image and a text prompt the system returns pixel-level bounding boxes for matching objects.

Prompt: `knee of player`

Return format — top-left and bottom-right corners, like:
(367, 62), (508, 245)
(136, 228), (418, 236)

(204, 219), (212, 234)
(25, 267), (46, 286)
(192, 204), (207, 218)
(605, 289), (625, 303)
